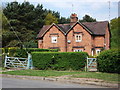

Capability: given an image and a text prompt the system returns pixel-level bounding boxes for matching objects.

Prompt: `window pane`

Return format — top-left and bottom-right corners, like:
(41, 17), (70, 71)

(51, 37), (57, 43)
(75, 35), (82, 42)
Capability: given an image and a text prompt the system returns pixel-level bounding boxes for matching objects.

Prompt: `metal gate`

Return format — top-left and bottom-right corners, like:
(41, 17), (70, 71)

(4, 53), (33, 69)
(86, 57), (97, 71)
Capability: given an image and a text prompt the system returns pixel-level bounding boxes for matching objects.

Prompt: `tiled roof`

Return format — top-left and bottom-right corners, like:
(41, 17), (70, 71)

(37, 21), (109, 38)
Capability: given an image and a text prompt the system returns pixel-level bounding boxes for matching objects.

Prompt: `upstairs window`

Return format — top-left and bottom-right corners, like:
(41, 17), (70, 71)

(51, 36), (57, 43)
(75, 35), (82, 42)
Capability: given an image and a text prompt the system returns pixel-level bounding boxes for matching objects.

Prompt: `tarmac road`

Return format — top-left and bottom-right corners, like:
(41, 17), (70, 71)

(1, 77), (108, 88)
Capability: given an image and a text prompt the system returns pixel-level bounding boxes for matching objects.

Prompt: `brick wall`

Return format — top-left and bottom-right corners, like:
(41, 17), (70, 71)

(105, 27), (110, 50)
(43, 25), (66, 52)
(93, 36), (104, 47)
(67, 23), (92, 55)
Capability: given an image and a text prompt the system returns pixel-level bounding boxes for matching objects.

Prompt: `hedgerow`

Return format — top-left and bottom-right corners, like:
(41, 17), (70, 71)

(2, 47), (58, 57)
(97, 49), (120, 73)
(32, 52), (88, 71)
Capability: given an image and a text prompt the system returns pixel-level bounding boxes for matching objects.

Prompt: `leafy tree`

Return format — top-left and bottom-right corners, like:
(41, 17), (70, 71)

(79, 14), (96, 22)
(2, 1), (61, 48)
(58, 17), (70, 24)
(110, 17), (120, 49)
(45, 13), (58, 25)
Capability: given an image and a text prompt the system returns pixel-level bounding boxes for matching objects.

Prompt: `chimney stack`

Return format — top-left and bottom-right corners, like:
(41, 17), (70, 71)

(70, 13), (78, 23)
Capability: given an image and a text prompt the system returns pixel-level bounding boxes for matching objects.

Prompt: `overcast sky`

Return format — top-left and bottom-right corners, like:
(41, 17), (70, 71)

(1, 0), (119, 21)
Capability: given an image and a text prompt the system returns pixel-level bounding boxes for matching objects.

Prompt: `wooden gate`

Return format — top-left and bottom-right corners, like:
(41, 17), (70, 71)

(4, 53), (33, 69)
(86, 57), (97, 71)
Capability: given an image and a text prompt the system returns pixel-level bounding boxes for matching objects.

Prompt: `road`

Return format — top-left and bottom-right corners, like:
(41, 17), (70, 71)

(2, 77), (107, 88)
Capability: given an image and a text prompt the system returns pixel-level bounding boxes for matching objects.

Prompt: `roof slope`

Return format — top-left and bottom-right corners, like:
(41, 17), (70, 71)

(82, 21), (108, 35)
(37, 21), (109, 38)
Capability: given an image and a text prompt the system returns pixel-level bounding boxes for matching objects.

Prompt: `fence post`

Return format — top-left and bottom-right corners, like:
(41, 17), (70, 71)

(4, 55), (7, 68)
(86, 57), (88, 72)
(85, 57), (88, 72)
(27, 53), (33, 69)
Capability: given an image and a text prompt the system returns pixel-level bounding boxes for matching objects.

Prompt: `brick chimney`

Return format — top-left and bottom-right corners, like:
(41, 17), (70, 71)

(70, 13), (78, 23)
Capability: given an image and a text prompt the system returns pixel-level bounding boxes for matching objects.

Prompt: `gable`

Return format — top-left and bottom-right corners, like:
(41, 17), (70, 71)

(65, 22), (93, 35)
(37, 23), (65, 39)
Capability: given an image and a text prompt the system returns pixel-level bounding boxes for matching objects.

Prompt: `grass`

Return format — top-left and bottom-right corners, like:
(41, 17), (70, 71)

(2, 70), (119, 83)
(72, 72), (120, 83)
(2, 70), (81, 77)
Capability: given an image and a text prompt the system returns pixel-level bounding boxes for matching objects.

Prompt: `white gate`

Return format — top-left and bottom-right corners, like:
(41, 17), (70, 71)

(86, 57), (97, 71)
(4, 53), (33, 69)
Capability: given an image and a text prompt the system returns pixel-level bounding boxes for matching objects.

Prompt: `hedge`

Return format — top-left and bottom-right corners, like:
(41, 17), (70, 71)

(97, 49), (120, 73)
(1, 47), (58, 57)
(32, 52), (88, 71)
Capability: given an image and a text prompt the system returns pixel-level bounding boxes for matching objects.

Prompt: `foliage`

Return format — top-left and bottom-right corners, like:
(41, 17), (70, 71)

(79, 14), (96, 22)
(32, 52), (88, 70)
(110, 17), (120, 49)
(58, 17), (70, 24)
(26, 48), (58, 53)
(2, 47), (58, 57)
(2, 1), (62, 48)
(97, 49), (120, 74)
(44, 13), (58, 25)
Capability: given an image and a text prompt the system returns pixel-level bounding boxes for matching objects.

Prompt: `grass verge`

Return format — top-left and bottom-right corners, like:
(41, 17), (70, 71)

(2, 70), (119, 83)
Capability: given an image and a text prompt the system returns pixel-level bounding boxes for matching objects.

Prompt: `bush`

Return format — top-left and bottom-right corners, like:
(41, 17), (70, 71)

(32, 52), (88, 71)
(97, 49), (120, 73)
(26, 48), (58, 53)
(2, 47), (58, 57)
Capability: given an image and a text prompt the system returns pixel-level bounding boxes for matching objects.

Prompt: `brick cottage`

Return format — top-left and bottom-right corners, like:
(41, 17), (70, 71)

(37, 13), (110, 56)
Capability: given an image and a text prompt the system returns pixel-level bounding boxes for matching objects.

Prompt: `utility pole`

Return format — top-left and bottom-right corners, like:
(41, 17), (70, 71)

(108, 1), (111, 22)
(72, 4), (74, 13)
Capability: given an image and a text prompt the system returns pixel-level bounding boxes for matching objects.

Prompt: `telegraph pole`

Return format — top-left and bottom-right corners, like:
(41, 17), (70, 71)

(108, 1), (111, 22)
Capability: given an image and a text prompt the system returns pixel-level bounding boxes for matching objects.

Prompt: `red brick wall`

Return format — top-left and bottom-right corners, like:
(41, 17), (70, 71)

(38, 39), (43, 48)
(105, 27), (110, 50)
(67, 24), (92, 55)
(93, 36), (104, 47)
(42, 25), (66, 52)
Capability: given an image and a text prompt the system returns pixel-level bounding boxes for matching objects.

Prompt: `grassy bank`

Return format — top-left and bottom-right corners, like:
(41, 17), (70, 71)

(2, 70), (119, 83)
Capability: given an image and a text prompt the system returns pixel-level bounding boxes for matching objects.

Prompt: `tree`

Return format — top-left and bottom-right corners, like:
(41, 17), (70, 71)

(2, 1), (61, 48)
(58, 17), (70, 24)
(79, 14), (96, 22)
(110, 17), (120, 49)
(44, 13), (58, 25)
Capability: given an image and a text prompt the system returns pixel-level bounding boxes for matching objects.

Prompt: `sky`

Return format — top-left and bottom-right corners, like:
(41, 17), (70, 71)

(1, 0), (119, 21)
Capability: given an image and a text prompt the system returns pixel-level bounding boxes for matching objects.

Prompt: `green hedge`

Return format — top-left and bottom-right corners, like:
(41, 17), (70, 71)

(1, 47), (58, 57)
(97, 49), (120, 73)
(32, 52), (88, 71)
(26, 48), (58, 53)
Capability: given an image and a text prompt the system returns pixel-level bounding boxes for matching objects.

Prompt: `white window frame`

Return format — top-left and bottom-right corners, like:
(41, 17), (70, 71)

(91, 50), (94, 56)
(75, 35), (82, 42)
(96, 49), (101, 55)
(51, 36), (57, 43)
(74, 49), (83, 52)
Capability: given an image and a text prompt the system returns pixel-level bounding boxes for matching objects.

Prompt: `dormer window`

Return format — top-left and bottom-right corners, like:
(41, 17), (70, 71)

(75, 35), (82, 42)
(51, 36), (57, 43)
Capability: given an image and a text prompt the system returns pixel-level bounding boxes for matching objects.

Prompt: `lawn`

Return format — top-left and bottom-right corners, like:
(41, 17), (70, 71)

(2, 70), (119, 83)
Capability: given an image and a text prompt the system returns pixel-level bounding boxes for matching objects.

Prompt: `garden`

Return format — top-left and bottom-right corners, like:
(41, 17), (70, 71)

(1, 47), (120, 84)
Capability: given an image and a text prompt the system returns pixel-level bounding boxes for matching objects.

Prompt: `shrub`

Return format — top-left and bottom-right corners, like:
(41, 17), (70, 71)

(32, 52), (88, 71)
(97, 49), (120, 73)
(2, 47), (58, 57)
(26, 48), (58, 53)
